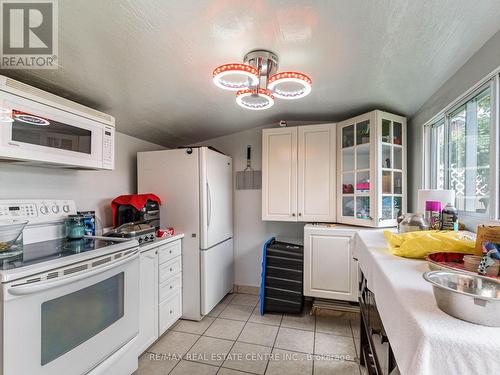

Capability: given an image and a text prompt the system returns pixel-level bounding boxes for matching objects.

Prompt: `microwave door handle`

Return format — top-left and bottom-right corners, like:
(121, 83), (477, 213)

(8, 249), (138, 296)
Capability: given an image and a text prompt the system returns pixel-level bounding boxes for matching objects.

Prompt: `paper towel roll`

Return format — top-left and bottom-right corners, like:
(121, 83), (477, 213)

(417, 189), (455, 214)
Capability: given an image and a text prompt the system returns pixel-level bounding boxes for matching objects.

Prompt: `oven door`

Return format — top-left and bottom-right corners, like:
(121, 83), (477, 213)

(0, 91), (114, 169)
(3, 251), (139, 375)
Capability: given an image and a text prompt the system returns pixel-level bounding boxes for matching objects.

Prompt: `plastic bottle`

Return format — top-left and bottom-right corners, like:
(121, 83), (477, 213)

(441, 203), (458, 231)
(425, 201), (441, 230)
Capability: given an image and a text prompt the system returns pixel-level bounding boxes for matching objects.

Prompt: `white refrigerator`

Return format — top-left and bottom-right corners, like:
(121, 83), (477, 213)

(138, 147), (234, 321)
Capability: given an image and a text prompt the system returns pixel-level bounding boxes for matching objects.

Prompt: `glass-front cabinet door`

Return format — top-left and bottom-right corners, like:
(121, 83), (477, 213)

(378, 111), (406, 226)
(337, 110), (406, 227)
(337, 112), (376, 226)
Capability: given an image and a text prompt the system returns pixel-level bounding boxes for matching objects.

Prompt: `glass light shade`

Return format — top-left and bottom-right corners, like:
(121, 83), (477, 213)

(212, 63), (259, 91)
(235, 88), (274, 110)
(268, 71), (312, 99)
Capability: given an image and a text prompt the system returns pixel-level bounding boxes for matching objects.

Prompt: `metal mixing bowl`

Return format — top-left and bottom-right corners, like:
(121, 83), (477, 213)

(423, 270), (500, 327)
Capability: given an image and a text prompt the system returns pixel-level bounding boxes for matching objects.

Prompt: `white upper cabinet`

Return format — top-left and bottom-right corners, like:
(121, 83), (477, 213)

(262, 127), (297, 221)
(337, 110), (406, 227)
(262, 124), (336, 222)
(297, 124), (336, 222)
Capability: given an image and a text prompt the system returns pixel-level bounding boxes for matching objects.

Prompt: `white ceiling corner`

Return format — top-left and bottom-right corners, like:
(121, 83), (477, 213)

(1, 0), (500, 147)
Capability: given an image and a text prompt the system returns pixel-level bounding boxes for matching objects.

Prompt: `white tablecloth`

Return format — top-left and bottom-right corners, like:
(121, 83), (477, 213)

(354, 230), (500, 375)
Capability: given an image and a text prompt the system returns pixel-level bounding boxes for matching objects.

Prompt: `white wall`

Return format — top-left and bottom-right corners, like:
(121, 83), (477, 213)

(197, 126), (304, 287)
(408, 29), (500, 211)
(0, 132), (164, 228)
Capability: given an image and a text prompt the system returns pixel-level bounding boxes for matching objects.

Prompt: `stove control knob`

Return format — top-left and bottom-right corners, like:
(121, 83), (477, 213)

(62, 205), (70, 213)
(138, 237), (143, 244)
(40, 205), (49, 215)
(52, 205), (60, 214)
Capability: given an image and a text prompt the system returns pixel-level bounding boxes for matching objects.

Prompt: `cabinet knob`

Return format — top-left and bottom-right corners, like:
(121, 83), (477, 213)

(169, 250), (172, 254)
(170, 268), (173, 271)
(292, 213), (296, 217)
(170, 285), (173, 289)
(298, 213), (302, 217)
(169, 310), (173, 314)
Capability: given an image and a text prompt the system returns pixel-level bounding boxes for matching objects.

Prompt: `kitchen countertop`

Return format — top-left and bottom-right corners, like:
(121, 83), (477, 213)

(354, 230), (500, 375)
(139, 233), (184, 252)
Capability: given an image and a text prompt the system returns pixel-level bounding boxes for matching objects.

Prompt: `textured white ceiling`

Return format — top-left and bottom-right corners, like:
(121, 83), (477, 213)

(2, 0), (500, 147)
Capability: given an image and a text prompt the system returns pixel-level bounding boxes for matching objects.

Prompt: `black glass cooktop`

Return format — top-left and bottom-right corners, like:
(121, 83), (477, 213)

(0, 237), (119, 270)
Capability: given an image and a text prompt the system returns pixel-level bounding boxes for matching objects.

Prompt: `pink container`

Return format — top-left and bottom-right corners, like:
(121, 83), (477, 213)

(425, 201), (441, 230)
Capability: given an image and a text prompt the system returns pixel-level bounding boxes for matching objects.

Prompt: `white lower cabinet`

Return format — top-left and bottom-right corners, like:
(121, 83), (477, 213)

(157, 241), (183, 336)
(303, 224), (358, 302)
(159, 273), (182, 302)
(137, 239), (182, 355)
(159, 292), (182, 335)
(137, 248), (159, 355)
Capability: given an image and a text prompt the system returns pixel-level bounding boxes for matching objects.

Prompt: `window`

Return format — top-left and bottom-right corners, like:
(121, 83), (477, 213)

(41, 273), (124, 365)
(429, 118), (445, 190)
(427, 83), (494, 217)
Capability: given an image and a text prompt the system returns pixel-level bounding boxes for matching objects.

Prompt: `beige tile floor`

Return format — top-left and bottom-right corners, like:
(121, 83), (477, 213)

(135, 293), (364, 375)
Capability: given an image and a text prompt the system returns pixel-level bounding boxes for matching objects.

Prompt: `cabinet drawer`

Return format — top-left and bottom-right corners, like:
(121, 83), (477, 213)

(159, 273), (182, 303)
(266, 255), (303, 270)
(159, 256), (181, 284)
(159, 240), (181, 264)
(159, 292), (182, 335)
(266, 265), (302, 281)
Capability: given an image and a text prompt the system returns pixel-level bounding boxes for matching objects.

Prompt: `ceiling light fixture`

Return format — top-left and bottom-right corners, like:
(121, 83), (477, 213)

(212, 50), (312, 110)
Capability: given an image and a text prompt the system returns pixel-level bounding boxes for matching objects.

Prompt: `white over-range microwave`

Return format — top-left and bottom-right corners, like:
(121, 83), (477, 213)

(0, 75), (115, 170)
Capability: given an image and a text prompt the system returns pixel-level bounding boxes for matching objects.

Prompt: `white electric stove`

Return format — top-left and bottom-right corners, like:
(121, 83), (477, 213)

(0, 199), (140, 375)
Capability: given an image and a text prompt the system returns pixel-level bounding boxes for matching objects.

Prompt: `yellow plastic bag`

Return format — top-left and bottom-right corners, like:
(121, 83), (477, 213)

(384, 230), (478, 259)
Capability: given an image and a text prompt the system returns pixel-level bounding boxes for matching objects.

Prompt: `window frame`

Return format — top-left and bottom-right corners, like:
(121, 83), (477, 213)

(424, 76), (499, 223)
(428, 117), (445, 190)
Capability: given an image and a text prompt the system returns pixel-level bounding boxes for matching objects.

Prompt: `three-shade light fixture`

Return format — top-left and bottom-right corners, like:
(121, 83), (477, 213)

(212, 50), (312, 110)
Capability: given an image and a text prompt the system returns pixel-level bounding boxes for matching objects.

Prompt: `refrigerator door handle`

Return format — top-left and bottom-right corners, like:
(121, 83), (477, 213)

(207, 181), (212, 227)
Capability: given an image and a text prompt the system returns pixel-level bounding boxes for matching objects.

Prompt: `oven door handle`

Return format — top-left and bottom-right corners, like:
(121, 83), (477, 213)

(8, 249), (139, 296)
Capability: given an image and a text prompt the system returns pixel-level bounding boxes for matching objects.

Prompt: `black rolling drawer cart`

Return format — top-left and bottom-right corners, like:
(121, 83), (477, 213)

(259, 238), (304, 314)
